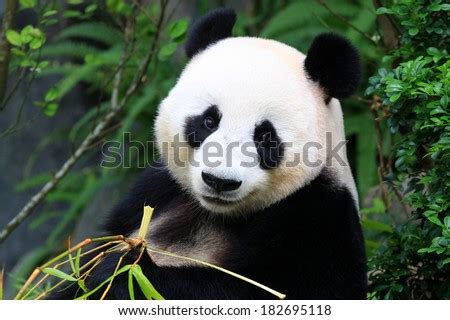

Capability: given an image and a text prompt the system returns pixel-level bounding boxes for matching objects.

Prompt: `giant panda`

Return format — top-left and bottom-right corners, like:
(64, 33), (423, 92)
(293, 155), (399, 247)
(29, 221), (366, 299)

(58, 8), (367, 299)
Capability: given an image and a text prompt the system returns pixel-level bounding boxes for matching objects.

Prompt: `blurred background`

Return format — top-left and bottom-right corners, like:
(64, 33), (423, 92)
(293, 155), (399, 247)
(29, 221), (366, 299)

(0, 0), (448, 299)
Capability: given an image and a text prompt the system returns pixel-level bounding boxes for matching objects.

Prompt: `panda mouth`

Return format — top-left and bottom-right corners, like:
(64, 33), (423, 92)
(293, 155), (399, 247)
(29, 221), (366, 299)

(202, 195), (238, 205)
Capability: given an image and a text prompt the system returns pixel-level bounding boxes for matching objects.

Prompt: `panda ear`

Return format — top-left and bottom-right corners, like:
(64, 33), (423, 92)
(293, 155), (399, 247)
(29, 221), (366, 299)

(304, 33), (361, 100)
(185, 8), (237, 59)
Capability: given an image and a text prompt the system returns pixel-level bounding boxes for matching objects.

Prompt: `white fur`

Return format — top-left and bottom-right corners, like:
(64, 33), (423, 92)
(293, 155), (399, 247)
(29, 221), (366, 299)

(155, 37), (358, 214)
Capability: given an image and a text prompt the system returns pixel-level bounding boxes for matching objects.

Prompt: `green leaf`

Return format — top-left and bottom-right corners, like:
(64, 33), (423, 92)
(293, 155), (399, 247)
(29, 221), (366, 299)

(444, 216), (450, 229)
(42, 268), (77, 282)
(64, 10), (82, 18)
(158, 43), (177, 61)
(85, 4), (98, 14)
(44, 102), (59, 116)
(75, 265), (131, 300)
(55, 22), (121, 46)
(15, 172), (52, 192)
(20, 26), (33, 43)
(408, 28), (419, 36)
(362, 219), (393, 233)
(376, 7), (394, 15)
(11, 48), (26, 56)
(20, 0), (37, 8)
(20, 26), (46, 49)
(43, 18), (58, 27)
(131, 265), (164, 300)
(169, 19), (188, 41)
(389, 93), (401, 102)
(428, 216), (444, 227)
(6, 30), (22, 46)
(68, 251), (76, 276)
(75, 248), (81, 277)
(128, 268), (135, 300)
(43, 10), (58, 17)
(37, 61), (49, 69)
(45, 87), (59, 101)
(78, 279), (88, 293)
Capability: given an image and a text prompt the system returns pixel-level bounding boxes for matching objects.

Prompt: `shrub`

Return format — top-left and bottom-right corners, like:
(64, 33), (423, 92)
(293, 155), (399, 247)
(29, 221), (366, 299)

(366, 0), (449, 299)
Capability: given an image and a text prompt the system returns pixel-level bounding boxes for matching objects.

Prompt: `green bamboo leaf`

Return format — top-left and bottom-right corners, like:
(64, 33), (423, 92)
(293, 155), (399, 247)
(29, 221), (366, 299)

(75, 264), (131, 300)
(55, 22), (121, 46)
(131, 265), (164, 300)
(68, 251), (76, 276)
(75, 248), (81, 277)
(42, 268), (77, 282)
(128, 268), (135, 300)
(78, 279), (88, 292)
(15, 173), (53, 192)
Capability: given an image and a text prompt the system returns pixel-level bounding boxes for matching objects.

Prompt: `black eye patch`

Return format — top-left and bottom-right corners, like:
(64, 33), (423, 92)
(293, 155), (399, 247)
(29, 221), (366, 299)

(253, 120), (284, 169)
(184, 105), (221, 148)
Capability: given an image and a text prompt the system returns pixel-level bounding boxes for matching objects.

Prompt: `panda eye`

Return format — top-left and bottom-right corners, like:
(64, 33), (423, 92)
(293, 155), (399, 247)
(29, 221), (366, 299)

(203, 116), (217, 130)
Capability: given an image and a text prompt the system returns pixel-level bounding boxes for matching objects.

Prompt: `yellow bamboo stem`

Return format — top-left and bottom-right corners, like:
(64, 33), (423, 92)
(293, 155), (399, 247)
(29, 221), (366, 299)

(147, 246), (286, 300)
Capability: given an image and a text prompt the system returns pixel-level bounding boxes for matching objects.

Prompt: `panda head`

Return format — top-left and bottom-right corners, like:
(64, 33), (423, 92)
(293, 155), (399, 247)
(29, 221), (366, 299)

(155, 8), (361, 214)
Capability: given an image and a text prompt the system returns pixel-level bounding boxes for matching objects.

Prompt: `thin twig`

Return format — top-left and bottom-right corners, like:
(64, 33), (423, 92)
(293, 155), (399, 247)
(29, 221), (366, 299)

(372, 0), (400, 51)
(0, 68), (26, 111)
(370, 97), (410, 217)
(370, 97), (390, 210)
(0, 0), (17, 108)
(0, 2), (168, 244)
(315, 0), (378, 46)
(15, 238), (92, 299)
(100, 253), (126, 300)
(0, 59), (41, 139)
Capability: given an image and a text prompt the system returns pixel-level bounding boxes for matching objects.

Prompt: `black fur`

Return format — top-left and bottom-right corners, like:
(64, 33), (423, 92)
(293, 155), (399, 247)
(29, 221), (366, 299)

(184, 105), (222, 148)
(185, 8), (236, 58)
(304, 33), (361, 99)
(54, 164), (367, 300)
(254, 120), (284, 169)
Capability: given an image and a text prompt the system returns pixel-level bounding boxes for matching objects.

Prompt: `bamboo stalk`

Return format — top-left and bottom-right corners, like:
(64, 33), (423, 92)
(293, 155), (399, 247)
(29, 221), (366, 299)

(147, 246), (286, 300)
(100, 253), (127, 300)
(138, 206), (154, 240)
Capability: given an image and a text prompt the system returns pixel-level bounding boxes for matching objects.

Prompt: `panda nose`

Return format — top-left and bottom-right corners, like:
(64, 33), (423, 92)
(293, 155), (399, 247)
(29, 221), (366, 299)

(202, 172), (242, 192)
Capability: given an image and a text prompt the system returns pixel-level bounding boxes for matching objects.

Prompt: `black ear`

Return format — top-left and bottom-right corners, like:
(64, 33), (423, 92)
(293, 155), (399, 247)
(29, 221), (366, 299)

(304, 33), (361, 100)
(185, 8), (237, 59)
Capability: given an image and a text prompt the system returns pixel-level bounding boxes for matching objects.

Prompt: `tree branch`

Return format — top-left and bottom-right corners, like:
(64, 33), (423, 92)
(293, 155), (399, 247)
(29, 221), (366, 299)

(370, 97), (390, 209)
(372, 0), (399, 51)
(0, 0), (18, 109)
(315, 0), (378, 46)
(0, 1), (168, 244)
(370, 96), (410, 217)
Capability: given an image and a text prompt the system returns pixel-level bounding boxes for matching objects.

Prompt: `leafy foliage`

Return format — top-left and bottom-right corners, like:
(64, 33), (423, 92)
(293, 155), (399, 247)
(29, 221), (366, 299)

(366, 0), (449, 299)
